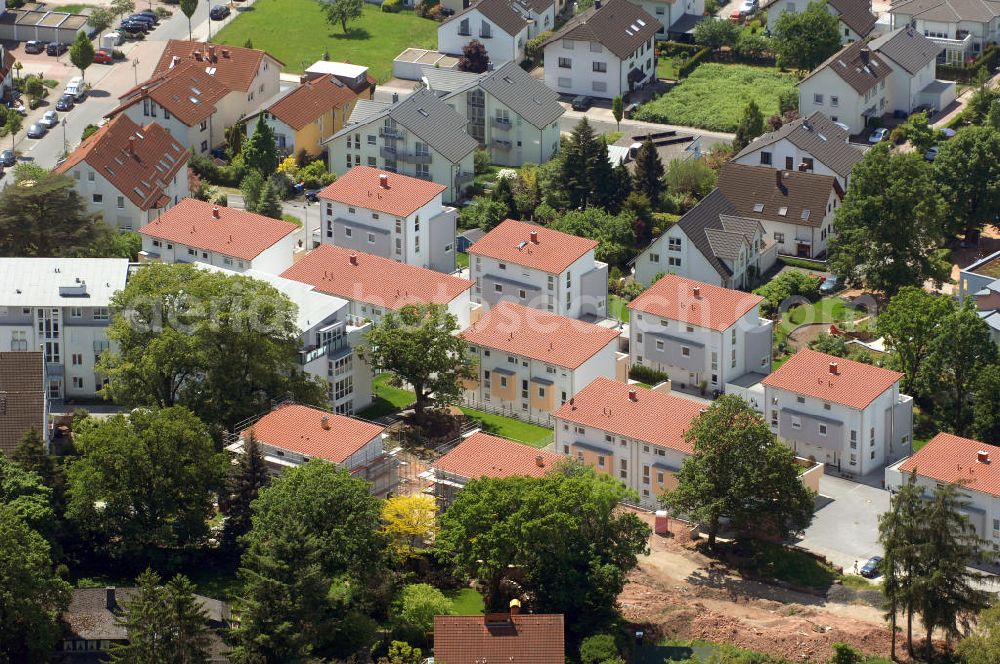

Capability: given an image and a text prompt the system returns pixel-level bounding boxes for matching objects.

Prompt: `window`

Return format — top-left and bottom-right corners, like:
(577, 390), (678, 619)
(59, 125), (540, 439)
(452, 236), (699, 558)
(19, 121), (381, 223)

(668, 256), (681, 267)
(200, 120), (208, 131)
(802, 157), (814, 170)
(592, 81), (607, 93)
(367, 135), (376, 145)
(367, 156), (377, 167)
(655, 340), (664, 350)
(72, 377), (84, 389)
(681, 346), (690, 357)
(498, 263), (506, 270)
(558, 57), (572, 68)
(818, 424), (828, 436)
(71, 353), (82, 365)
(518, 289), (526, 299)
(93, 307), (109, 320)
(668, 237), (681, 251)
(830, 95), (839, 107)
(367, 232), (375, 244)
(345, 227), (353, 237)
(200, 140), (208, 152)
(592, 61), (607, 73)
(597, 455), (605, 467)
(92, 193), (103, 204)
(760, 151), (772, 166)
(70, 307), (82, 318)
(814, 93), (824, 104)
(649, 252), (660, 262)
(494, 284), (503, 293)
(791, 416), (801, 429)
(116, 196), (125, 209)
(796, 396), (805, 404)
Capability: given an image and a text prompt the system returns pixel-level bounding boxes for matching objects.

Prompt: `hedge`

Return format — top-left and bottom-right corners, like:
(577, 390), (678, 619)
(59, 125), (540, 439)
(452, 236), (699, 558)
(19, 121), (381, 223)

(658, 40), (703, 57)
(937, 44), (1000, 82)
(628, 364), (671, 386)
(677, 47), (712, 79)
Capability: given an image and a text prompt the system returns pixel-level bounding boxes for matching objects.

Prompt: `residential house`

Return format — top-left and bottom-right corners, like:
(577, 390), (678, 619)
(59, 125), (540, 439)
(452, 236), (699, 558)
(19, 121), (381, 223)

(260, 71), (373, 157)
(281, 244), (478, 328)
(325, 88), (479, 203)
(886, 433), (1000, 558)
(712, 162), (844, 260)
(460, 301), (625, 423)
(54, 115), (188, 231)
(628, 0), (705, 41)
(759, 349), (913, 475)
(0, 46), (16, 100)
(542, 0), (661, 100)
(429, 431), (560, 505)
(57, 587), (229, 661)
(764, 0), (878, 42)
(0, 352), (47, 457)
(890, 0), (1000, 64)
(627, 275), (773, 395)
(0, 258), (130, 401)
(438, 0), (532, 66)
(421, 60), (564, 167)
(633, 188), (778, 289)
(434, 608), (565, 664)
(731, 112), (866, 189)
(798, 29), (955, 134)
(440, 0), (559, 33)
(230, 403), (396, 495)
(317, 166), (457, 273)
(468, 218), (608, 319)
(958, 249), (1000, 344)
(553, 377), (704, 507)
(138, 198), (299, 274)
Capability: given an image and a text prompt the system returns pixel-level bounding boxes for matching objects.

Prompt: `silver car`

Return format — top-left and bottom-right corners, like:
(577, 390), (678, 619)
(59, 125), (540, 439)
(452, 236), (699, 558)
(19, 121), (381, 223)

(40, 110), (58, 128)
(26, 123), (46, 139)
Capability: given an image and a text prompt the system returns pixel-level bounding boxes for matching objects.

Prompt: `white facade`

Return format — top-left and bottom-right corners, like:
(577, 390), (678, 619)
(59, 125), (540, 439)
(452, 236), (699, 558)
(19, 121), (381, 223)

(543, 36), (657, 99)
(630, 0), (704, 40)
(438, 8), (530, 65)
(119, 100), (223, 155)
(766, 0), (867, 42)
(64, 163), (186, 232)
(889, 10), (999, 64)
(140, 232), (296, 275)
(733, 137), (852, 189)
(349, 288), (476, 331)
(798, 67), (888, 135)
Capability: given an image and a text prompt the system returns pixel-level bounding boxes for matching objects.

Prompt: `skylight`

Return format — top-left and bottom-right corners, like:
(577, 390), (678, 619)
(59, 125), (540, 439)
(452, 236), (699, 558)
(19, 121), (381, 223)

(752, 203), (764, 213)
(778, 207), (788, 217)
(801, 209), (811, 220)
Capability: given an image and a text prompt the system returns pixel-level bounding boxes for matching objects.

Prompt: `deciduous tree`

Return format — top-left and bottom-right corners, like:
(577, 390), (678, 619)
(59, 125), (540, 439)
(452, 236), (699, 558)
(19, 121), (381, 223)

(0, 452), (55, 542)
(956, 604), (1000, 664)
(69, 30), (95, 80)
(933, 125), (1000, 238)
(972, 364), (1000, 445)
(550, 206), (636, 268)
(180, 0), (198, 41)
(692, 17), (740, 50)
(394, 583), (453, 637)
(732, 99), (765, 152)
(612, 95), (623, 130)
(772, 0), (842, 71)
(459, 39), (490, 73)
(324, 0), (364, 32)
(876, 286), (955, 394)
(382, 495), (438, 562)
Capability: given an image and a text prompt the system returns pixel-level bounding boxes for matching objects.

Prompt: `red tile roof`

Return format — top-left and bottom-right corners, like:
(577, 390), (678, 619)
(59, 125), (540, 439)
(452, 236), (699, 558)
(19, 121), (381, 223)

(281, 245), (473, 310)
(433, 432), (561, 480)
(138, 198), (297, 261)
(898, 433), (1000, 497)
(762, 348), (903, 410)
(55, 116), (188, 211)
(242, 404), (385, 465)
(468, 219), (598, 274)
(628, 274), (765, 332)
(318, 166), (446, 217)
(434, 613), (565, 664)
(153, 40), (282, 93)
(113, 60), (229, 126)
(266, 74), (360, 131)
(553, 377), (704, 454)
(460, 301), (620, 370)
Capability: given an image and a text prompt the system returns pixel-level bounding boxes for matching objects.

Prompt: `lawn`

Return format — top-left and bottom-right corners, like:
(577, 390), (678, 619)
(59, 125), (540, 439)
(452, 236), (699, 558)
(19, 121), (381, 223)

(213, 0), (438, 81)
(656, 56), (681, 81)
(458, 406), (554, 448)
(448, 587), (485, 615)
(357, 373), (416, 420)
(609, 294), (629, 323)
(456, 251), (469, 269)
(776, 295), (869, 338)
(742, 541), (839, 592)
(635, 63), (799, 132)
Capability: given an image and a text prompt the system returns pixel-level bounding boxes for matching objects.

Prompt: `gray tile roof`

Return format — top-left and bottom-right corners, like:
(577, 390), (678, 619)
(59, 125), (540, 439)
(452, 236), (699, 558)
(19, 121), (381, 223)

(828, 0), (878, 36)
(442, 0), (530, 37)
(420, 66), (481, 95)
(890, 0), (1000, 24)
(717, 162), (842, 229)
(477, 61), (564, 129)
(63, 588), (231, 641)
(733, 112), (866, 177)
(800, 39), (891, 94)
(673, 189), (745, 279)
(0, 352), (44, 457)
(868, 26), (942, 74)
(544, 0), (661, 60)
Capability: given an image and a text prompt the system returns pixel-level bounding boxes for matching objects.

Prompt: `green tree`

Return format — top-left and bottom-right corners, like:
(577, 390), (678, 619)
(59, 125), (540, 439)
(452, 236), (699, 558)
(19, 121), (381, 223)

(86, 227), (143, 260)
(662, 395), (815, 546)
(69, 30), (95, 80)
(240, 114), (279, 177)
(692, 17), (740, 50)
(987, 99), (1000, 130)
(632, 138), (665, 207)
(361, 303), (476, 418)
(65, 407), (225, 558)
(4, 110), (22, 152)
(23, 75), (44, 102)
(108, 569), (212, 664)
(110, 0), (135, 21)
(88, 7), (114, 37)
(395, 583), (454, 637)
(0, 171), (102, 257)
(665, 156), (717, 201)
(956, 604), (1000, 664)
(808, 333), (850, 357)
(239, 169), (265, 211)
(222, 431), (270, 550)
(461, 196), (509, 231)
(612, 95), (623, 130)
(0, 452), (55, 542)
(378, 641), (423, 664)
(772, 0), (842, 71)
(735, 28), (771, 59)
(901, 111), (939, 153)
(972, 364), (1000, 444)
(324, 0), (364, 32)
(255, 178), (284, 218)
(876, 287), (955, 394)
(966, 66), (996, 123)
(437, 464), (650, 640)
(732, 99), (765, 152)
(879, 471), (925, 658)
(933, 125), (1000, 238)
(918, 300), (998, 435)
(550, 207), (636, 267)
(829, 144), (948, 296)
(561, 117), (615, 209)
(11, 428), (56, 489)
(180, 0), (198, 41)
(581, 634), (620, 664)
(0, 505), (70, 664)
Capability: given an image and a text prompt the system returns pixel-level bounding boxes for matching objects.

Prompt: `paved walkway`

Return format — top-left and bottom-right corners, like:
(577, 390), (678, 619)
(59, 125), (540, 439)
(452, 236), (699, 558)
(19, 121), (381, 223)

(932, 70), (1000, 128)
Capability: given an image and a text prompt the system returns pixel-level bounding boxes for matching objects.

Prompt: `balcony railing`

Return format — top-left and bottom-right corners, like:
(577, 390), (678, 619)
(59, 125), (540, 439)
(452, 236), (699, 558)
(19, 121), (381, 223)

(491, 117), (512, 130)
(378, 126), (404, 139)
(493, 139), (513, 150)
(298, 337), (347, 365)
(379, 145), (398, 159)
(404, 151), (432, 164)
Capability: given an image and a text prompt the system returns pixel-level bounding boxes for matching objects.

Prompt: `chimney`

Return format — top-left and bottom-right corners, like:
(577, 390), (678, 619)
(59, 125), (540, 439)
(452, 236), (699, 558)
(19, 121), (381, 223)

(829, 362), (839, 375)
(692, 286), (701, 299)
(127, 135), (136, 154)
(509, 598), (521, 615)
(860, 47), (871, 65)
(595, 0), (602, 7)
(629, 388), (638, 401)
(530, 230), (539, 244)
(321, 415), (331, 430)
(349, 252), (358, 265)
(212, 206), (220, 218)
(392, 92), (399, 103)
(105, 587), (117, 611)
(221, 48), (230, 58)
(170, 55), (180, 69)
(379, 173), (389, 188)
(207, 44), (217, 62)
(978, 450), (991, 464)
(535, 454), (545, 468)
(798, 162), (808, 172)
(193, 50), (203, 61)
(776, 170), (784, 189)
(569, 397), (575, 409)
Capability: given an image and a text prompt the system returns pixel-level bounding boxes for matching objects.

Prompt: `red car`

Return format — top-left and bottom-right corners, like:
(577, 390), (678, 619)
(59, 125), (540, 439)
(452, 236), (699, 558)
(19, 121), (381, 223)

(94, 50), (113, 64)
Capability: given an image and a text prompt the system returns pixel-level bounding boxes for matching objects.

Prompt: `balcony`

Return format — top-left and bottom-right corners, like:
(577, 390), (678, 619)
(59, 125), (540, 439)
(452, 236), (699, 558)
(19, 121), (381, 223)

(403, 151), (432, 164)
(378, 126), (405, 139)
(298, 336), (348, 365)
(491, 117), (512, 130)
(927, 31), (973, 64)
(493, 139), (513, 151)
(455, 171), (475, 185)
(379, 145), (398, 160)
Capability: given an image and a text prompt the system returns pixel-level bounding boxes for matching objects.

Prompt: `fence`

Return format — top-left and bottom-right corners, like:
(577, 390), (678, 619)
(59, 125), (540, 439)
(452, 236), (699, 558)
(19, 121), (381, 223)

(460, 397), (555, 428)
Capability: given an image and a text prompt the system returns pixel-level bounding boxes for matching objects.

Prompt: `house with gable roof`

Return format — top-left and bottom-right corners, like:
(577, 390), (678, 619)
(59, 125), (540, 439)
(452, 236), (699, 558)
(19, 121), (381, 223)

(958, 248), (1000, 345)
(438, 0), (534, 66)
(763, 0), (878, 43)
(889, 0), (1000, 65)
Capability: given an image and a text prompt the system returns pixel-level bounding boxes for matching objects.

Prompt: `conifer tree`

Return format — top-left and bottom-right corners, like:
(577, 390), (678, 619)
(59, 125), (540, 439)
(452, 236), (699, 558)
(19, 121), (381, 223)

(223, 431), (270, 550)
(632, 138), (664, 207)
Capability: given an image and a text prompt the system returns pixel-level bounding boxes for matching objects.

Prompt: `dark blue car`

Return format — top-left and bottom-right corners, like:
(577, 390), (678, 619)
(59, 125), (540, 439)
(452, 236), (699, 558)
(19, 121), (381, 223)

(860, 556), (882, 578)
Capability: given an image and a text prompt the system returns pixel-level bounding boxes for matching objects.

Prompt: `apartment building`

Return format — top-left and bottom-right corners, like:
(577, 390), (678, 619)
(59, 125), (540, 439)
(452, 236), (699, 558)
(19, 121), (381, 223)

(628, 275), (772, 394)
(325, 89), (479, 203)
(231, 403), (396, 496)
(0, 258), (131, 401)
(422, 61), (564, 167)
(281, 245), (477, 329)
(317, 166), (457, 273)
(429, 431), (560, 505)
(138, 198), (299, 275)
(764, 0), (877, 43)
(54, 115), (188, 231)
(542, 0), (661, 100)
(886, 433), (1000, 558)
(553, 377), (704, 508)
(468, 219), (608, 319)
(890, 0), (1000, 64)
(628, 0), (704, 41)
(958, 249), (1000, 344)
(761, 349), (913, 475)
(438, 0), (531, 66)
(0, 352), (47, 457)
(460, 301), (625, 423)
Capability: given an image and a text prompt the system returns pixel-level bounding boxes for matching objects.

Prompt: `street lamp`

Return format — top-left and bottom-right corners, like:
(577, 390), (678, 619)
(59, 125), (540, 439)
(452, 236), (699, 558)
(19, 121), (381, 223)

(61, 118), (67, 156)
(132, 58), (139, 86)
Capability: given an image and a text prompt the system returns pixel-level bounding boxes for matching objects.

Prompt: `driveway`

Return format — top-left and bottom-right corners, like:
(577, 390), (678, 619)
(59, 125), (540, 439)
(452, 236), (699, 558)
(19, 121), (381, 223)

(794, 473), (889, 573)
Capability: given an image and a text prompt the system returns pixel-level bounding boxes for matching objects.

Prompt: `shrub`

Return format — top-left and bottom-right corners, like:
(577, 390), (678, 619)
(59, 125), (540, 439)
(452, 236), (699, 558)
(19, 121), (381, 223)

(628, 364), (670, 385)
(619, 280), (645, 300)
(526, 30), (553, 64)
(473, 148), (491, 175)
(677, 47), (711, 78)
(81, 124), (99, 142)
(299, 160), (336, 189)
(382, 0), (402, 12)
(753, 270), (822, 317)
(580, 634), (619, 664)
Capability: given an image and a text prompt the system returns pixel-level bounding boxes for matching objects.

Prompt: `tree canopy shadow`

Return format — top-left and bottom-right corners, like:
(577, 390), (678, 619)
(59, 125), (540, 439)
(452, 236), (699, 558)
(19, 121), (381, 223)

(329, 28), (372, 41)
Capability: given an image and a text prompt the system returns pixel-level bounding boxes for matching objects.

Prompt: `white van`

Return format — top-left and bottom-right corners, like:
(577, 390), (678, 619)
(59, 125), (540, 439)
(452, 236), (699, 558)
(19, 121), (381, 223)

(65, 77), (86, 101)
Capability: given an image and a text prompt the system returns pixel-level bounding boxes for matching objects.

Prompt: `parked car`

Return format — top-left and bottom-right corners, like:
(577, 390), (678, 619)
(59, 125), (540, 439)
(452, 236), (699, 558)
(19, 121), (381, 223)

(739, 0), (757, 16)
(0, 150), (16, 167)
(868, 127), (889, 143)
(26, 123), (46, 139)
(818, 275), (841, 293)
(40, 110), (58, 128)
(46, 42), (68, 56)
(305, 189), (319, 203)
(125, 14), (156, 27)
(860, 556), (883, 578)
(66, 76), (86, 102)
(924, 146), (939, 161)
(571, 95), (593, 111)
(133, 9), (160, 23)
(119, 20), (149, 33)
(55, 94), (74, 111)
(940, 127), (956, 138)
(209, 4), (231, 19)
(6, 99), (26, 115)
(94, 50), (113, 64)
(24, 40), (46, 54)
